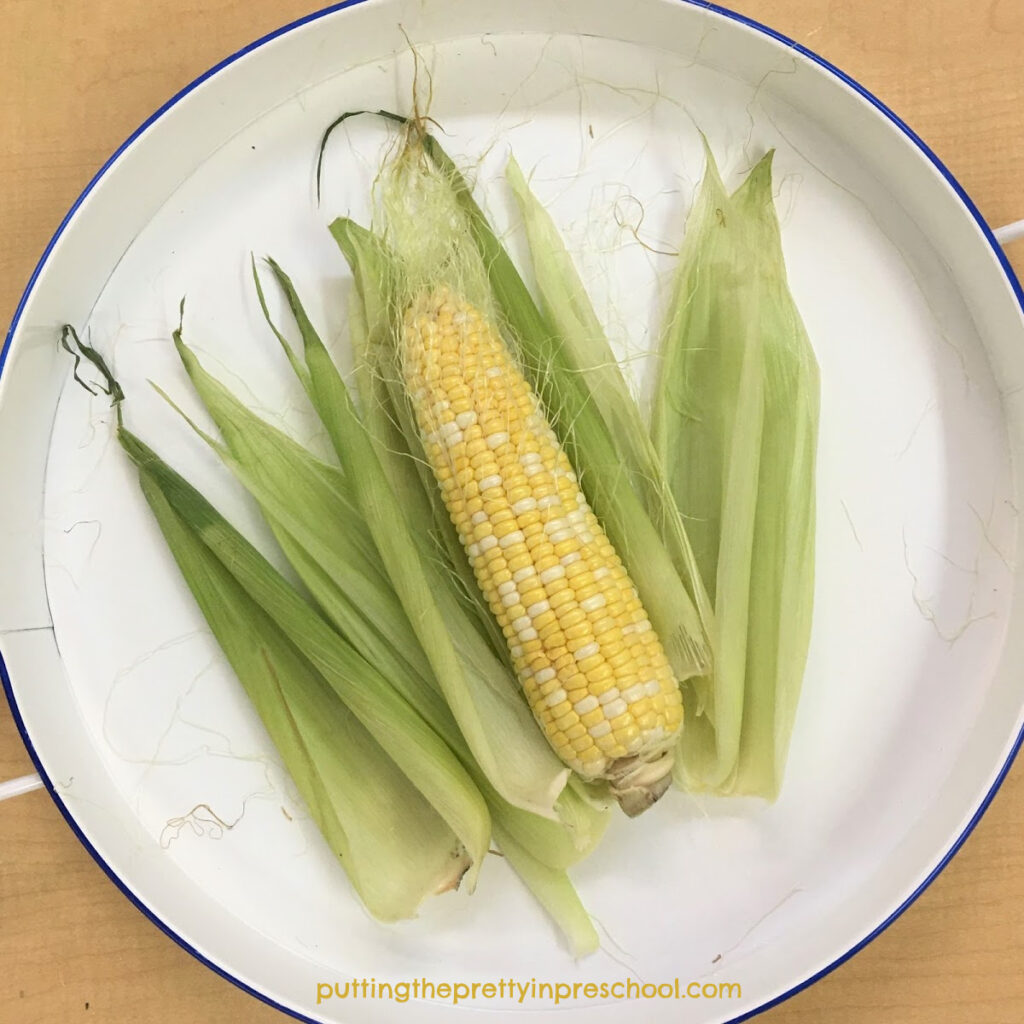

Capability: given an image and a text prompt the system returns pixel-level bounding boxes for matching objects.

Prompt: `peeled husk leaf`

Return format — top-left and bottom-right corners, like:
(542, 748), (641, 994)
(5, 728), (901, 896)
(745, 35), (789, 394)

(652, 145), (819, 796)
(253, 257), (571, 819)
(134, 448), (471, 919)
(165, 325), (610, 866)
(119, 427), (492, 883)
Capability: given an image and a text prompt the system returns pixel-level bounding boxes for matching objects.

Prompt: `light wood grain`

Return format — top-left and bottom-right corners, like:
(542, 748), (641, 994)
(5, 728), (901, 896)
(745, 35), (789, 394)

(2, 1), (1024, 1021)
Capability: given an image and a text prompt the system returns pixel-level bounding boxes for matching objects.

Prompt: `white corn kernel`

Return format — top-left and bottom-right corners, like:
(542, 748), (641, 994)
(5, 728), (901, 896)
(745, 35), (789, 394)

(539, 565), (565, 584)
(574, 695), (599, 715)
(580, 594), (607, 612)
(499, 530), (525, 549)
(478, 535), (498, 552)
(511, 497), (537, 514)
(479, 474), (502, 491)
(574, 642), (600, 661)
(598, 688), (621, 706)
(497, 580), (517, 596)
(621, 683), (646, 703)
(602, 697), (628, 719)
(591, 720), (612, 738)
(545, 688), (567, 708)
(526, 599), (550, 617)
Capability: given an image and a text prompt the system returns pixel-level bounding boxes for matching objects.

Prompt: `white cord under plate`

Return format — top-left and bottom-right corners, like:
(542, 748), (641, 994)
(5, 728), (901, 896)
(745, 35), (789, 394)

(0, 773), (44, 802)
(995, 219), (1024, 245)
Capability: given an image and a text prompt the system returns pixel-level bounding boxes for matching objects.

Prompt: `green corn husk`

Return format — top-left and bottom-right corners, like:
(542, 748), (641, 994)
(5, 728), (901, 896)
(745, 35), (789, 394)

(118, 426), (492, 883)
(492, 820), (600, 958)
(119, 303), (606, 942)
(59, 338), (482, 916)
(149, 339), (606, 947)
(164, 336), (441, 708)
(162, 329), (609, 869)
(332, 219), (506, 658)
(147, 424), (603, 932)
(251, 259), (571, 819)
(63, 320), (606, 945)
(651, 146), (819, 796)
(351, 116), (711, 691)
(134, 464), (470, 919)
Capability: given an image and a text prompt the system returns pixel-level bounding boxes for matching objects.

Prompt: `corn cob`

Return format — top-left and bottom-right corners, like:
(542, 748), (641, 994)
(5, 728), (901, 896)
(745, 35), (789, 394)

(402, 286), (683, 813)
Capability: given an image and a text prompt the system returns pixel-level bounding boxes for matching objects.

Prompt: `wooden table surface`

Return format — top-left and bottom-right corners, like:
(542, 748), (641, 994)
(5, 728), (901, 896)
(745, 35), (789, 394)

(2, 1), (1023, 1021)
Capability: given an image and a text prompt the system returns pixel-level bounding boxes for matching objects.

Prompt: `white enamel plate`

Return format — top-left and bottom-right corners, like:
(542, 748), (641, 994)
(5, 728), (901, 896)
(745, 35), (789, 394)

(3, 2), (1024, 1021)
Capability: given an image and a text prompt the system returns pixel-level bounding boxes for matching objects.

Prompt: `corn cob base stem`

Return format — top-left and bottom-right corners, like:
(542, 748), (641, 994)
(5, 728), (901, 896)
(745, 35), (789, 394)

(605, 751), (675, 816)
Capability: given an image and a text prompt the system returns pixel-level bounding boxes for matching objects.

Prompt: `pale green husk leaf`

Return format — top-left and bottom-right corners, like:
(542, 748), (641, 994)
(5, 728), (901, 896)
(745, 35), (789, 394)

(254, 258), (570, 818)
(652, 145), (819, 795)
(118, 427), (492, 883)
(132, 448), (470, 920)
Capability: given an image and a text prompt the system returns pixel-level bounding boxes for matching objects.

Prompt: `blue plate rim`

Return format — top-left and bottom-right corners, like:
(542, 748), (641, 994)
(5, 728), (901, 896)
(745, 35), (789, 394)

(3, 1), (1023, 1021)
